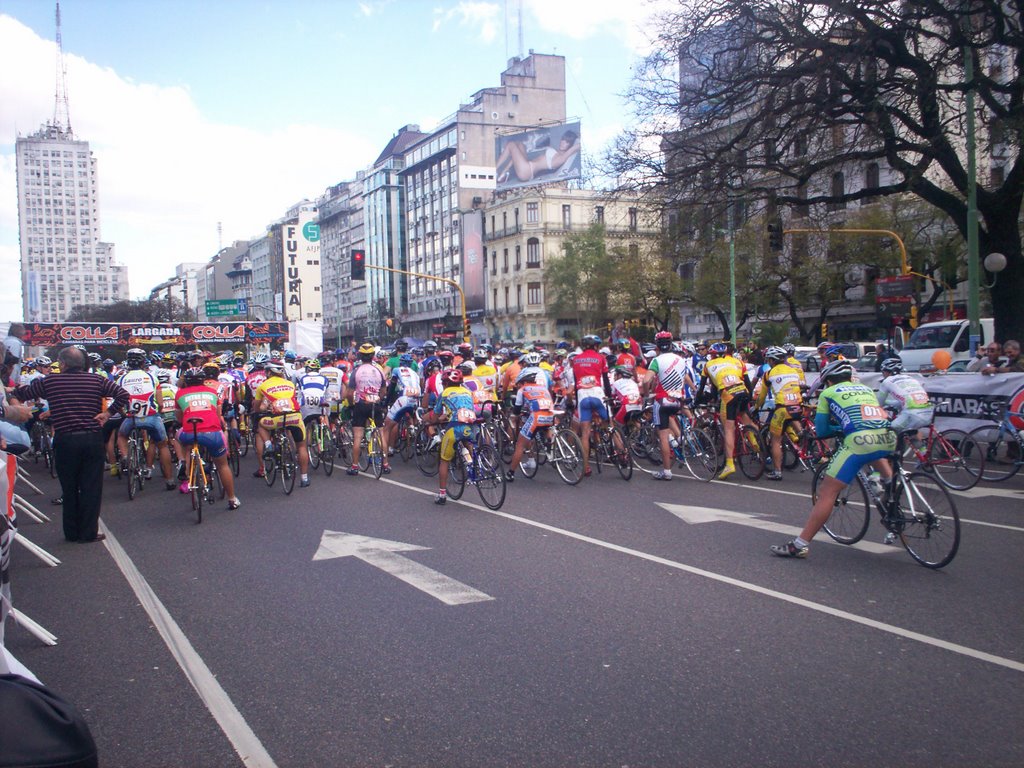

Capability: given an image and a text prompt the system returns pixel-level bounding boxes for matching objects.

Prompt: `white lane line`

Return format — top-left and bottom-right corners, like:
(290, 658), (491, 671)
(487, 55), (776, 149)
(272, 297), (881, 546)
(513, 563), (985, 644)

(712, 479), (1024, 532)
(343, 469), (1024, 674)
(99, 521), (278, 768)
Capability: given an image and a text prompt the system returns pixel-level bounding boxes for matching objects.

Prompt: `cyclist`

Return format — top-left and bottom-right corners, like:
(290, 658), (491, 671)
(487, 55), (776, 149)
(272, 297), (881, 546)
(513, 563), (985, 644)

(344, 342), (388, 476)
(505, 366), (555, 481)
(156, 371), (179, 465)
(380, 352), (422, 473)
(298, 357), (330, 448)
(698, 341), (755, 480)
(755, 346), (805, 481)
(571, 334), (612, 478)
(385, 340), (416, 377)
(254, 360), (311, 487)
(771, 359), (894, 559)
(610, 365), (643, 428)
(643, 331), (696, 481)
(425, 367), (477, 505)
(318, 353), (346, 427)
(116, 348), (175, 489)
(174, 367), (241, 509)
(877, 358), (934, 441)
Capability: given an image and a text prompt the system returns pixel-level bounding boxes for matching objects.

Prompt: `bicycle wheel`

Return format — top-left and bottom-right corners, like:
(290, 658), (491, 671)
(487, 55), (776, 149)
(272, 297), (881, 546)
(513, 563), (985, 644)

(44, 437), (57, 478)
(552, 428), (584, 485)
(335, 423), (353, 466)
(968, 425), (1021, 482)
(368, 428), (384, 479)
(228, 434), (241, 477)
(206, 463), (223, 504)
(399, 421), (417, 462)
(264, 446), (277, 487)
(608, 425), (632, 480)
(928, 429), (983, 491)
(520, 437), (539, 478)
(190, 461), (204, 524)
(894, 472), (960, 568)
(308, 425), (321, 470)
(357, 429), (371, 472)
(238, 428), (250, 457)
(281, 437), (296, 495)
(127, 440), (141, 500)
(682, 427), (717, 482)
(321, 431), (336, 476)
(447, 448), (467, 499)
(414, 426), (440, 477)
(737, 425), (765, 480)
(474, 443), (507, 510)
(816, 464), (871, 545)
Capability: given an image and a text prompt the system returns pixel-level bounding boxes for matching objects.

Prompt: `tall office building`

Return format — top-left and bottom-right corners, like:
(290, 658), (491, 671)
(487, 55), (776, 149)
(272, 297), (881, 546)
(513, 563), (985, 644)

(15, 124), (129, 323)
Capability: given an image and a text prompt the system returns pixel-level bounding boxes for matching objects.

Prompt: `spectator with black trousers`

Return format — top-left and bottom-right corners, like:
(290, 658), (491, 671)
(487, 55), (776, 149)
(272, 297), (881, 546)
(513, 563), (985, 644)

(10, 347), (128, 544)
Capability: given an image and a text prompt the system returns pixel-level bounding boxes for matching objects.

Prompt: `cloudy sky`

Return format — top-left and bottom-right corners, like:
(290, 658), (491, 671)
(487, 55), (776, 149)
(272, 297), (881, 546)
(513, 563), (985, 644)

(0, 0), (663, 320)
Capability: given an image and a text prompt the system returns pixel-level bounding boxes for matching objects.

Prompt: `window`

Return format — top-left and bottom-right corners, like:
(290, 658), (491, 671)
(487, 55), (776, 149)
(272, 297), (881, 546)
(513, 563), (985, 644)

(527, 282), (542, 305)
(828, 172), (847, 211)
(515, 245), (521, 269)
(594, 206), (604, 224)
(562, 205), (571, 229)
(861, 163), (880, 205)
(526, 202), (539, 223)
(831, 125), (845, 149)
(503, 248), (509, 272)
(516, 285), (522, 309)
(628, 207), (638, 231)
(492, 288), (498, 310)
(795, 185), (809, 219)
(504, 286), (510, 310)
(526, 238), (541, 268)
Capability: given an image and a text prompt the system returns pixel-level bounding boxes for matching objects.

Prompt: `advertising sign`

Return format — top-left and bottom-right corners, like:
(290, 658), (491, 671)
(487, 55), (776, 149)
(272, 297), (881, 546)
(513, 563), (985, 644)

(283, 216), (321, 322)
(461, 210), (485, 314)
(494, 121), (582, 192)
(23, 322), (289, 347)
(205, 299), (246, 317)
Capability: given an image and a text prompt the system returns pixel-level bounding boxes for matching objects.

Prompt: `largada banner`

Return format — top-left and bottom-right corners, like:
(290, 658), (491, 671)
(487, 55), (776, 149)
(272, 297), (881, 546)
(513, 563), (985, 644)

(23, 322), (289, 347)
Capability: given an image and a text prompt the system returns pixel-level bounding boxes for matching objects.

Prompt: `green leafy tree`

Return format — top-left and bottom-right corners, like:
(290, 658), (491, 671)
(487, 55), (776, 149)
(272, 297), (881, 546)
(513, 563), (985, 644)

(66, 297), (193, 323)
(545, 224), (617, 334)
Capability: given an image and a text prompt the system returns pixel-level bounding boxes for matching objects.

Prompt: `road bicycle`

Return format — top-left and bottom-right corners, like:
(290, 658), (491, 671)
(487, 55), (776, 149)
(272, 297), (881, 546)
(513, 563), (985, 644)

(588, 409), (632, 481)
(356, 415), (385, 479)
(695, 403), (764, 479)
(30, 418), (56, 478)
(307, 405), (335, 477)
(445, 425), (507, 510)
(816, 431), (960, 568)
(898, 419), (984, 490)
(183, 418), (223, 524)
(413, 420), (441, 477)
(968, 403), (1024, 482)
(123, 415), (149, 501)
(263, 420), (298, 494)
(758, 404), (833, 475)
(518, 424), (585, 485)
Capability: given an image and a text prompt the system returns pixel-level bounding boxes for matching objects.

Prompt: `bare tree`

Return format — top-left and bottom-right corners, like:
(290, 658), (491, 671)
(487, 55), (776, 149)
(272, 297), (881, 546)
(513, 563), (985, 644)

(609, 0), (1023, 339)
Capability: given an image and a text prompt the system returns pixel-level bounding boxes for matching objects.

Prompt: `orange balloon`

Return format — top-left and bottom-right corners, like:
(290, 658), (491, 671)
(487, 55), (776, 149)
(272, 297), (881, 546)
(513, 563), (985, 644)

(932, 349), (952, 370)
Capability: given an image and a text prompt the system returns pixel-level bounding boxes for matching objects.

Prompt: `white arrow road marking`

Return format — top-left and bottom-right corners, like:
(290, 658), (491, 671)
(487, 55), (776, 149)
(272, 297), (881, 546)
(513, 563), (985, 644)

(313, 531), (494, 606)
(657, 503), (898, 555)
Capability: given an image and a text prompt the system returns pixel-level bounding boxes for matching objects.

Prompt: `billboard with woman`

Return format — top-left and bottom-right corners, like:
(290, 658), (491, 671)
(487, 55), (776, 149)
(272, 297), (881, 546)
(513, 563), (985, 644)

(494, 122), (582, 192)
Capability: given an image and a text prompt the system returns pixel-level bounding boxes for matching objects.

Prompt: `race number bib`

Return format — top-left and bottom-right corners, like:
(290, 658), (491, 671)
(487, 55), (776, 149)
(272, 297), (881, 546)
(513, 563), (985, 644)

(456, 407), (477, 424)
(272, 398), (294, 414)
(860, 404), (888, 420)
(304, 394), (322, 407)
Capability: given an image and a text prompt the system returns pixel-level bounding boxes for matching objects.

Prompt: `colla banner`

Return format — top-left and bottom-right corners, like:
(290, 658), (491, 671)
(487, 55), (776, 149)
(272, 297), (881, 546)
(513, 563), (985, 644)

(23, 322), (289, 347)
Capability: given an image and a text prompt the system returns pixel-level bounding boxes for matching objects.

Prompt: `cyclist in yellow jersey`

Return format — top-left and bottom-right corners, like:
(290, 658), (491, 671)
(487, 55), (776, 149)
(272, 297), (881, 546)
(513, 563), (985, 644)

(783, 343), (806, 386)
(698, 341), (755, 479)
(756, 347), (805, 480)
(254, 361), (311, 486)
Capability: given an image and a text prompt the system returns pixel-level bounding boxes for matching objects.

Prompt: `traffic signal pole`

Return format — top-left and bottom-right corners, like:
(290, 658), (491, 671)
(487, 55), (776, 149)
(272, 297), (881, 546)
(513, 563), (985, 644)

(362, 264), (471, 343)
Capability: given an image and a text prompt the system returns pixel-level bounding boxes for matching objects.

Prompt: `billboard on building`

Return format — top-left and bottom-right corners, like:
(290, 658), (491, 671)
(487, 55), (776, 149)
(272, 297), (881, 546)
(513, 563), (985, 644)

(494, 122), (582, 192)
(461, 210), (486, 314)
(283, 215), (322, 322)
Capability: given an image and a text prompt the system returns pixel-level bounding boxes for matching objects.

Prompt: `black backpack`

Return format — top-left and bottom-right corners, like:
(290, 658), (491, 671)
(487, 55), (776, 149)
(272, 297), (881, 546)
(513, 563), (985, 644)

(0, 674), (98, 768)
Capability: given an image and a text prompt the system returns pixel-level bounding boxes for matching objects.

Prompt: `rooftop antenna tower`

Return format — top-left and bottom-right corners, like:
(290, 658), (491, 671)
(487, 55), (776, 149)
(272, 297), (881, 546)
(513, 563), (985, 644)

(504, 0), (524, 60)
(53, 2), (73, 137)
(217, 221), (223, 251)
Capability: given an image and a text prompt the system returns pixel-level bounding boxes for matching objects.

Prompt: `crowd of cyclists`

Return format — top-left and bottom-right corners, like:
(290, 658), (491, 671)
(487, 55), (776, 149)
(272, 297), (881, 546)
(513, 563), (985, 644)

(10, 332), (943, 559)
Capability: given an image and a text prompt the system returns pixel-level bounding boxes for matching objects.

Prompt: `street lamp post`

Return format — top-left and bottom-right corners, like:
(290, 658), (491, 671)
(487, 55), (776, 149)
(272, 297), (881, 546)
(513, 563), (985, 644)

(725, 173), (742, 346)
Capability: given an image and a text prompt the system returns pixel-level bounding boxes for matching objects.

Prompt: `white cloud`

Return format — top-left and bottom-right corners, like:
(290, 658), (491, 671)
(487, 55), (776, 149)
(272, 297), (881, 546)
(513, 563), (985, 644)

(0, 15), (376, 318)
(433, 2), (501, 43)
(522, 0), (670, 54)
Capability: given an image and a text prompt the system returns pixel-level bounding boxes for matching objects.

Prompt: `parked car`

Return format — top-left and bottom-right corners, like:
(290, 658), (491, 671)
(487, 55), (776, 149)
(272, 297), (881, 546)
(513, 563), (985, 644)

(854, 353), (877, 372)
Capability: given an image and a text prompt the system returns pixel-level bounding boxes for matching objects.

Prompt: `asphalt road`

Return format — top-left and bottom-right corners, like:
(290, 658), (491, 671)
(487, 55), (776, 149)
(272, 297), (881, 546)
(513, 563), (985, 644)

(6, 447), (1023, 768)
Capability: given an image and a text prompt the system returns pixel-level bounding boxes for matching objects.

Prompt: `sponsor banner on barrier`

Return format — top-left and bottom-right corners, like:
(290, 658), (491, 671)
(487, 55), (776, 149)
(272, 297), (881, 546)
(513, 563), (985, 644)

(23, 322), (289, 347)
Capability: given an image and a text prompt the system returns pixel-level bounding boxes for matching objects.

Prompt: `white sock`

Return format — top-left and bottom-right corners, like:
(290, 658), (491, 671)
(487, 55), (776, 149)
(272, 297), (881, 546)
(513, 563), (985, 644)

(301, 474), (308, 482)
(264, 440), (273, 451)
(794, 537), (809, 548)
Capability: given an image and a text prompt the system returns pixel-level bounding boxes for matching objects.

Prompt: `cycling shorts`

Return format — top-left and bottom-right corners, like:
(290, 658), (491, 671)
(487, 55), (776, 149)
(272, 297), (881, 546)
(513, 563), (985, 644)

(351, 401), (385, 429)
(387, 396), (419, 423)
(652, 399), (681, 430)
(178, 429), (227, 459)
(440, 423), (474, 462)
(520, 411), (554, 440)
(576, 396), (608, 424)
(890, 406), (934, 435)
(259, 412), (306, 443)
(769, 405), (803, 437)
(825, 429), (896, 484)
(614, 404), (642, 426)
(721, 390), (751, 422)
(118, 414), (168, 443)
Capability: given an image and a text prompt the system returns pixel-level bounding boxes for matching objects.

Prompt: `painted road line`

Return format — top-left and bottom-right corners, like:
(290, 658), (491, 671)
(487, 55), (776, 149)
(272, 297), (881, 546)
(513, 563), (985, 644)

(313, 531), (494, 606)
(99, 521), (278, 768)
(656, 502), (897, 555)
(341, 468), (1024, 674)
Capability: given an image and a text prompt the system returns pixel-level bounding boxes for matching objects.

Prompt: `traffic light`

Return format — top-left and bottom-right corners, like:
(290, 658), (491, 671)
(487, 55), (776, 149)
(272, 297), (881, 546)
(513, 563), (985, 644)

(350, 249), (365, 281)
(820, 322), (828, 340)
(909, 305), (919, 329)
(767, 222), (784, 251)
(463, 317), (472, 341)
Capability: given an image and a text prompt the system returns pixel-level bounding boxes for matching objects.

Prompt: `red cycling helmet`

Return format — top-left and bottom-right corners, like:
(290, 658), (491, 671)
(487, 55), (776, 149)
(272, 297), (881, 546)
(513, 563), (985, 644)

(441, 368), (463, 386)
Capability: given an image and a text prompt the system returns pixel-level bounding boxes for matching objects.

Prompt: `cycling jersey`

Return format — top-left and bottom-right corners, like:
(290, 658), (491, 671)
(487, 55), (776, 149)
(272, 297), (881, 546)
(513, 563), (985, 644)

(756, 363), (804, 410)
(472, 364), (498, 396)
(703, 356), (747, 398)
(299, 373), (330, 418)
(175, 385), (222, 433)
(117, 369), (160, 418)
(157, 383), (178, 423)
(816, 382), (890, 437)
(571, 350), (608, 401)
(515, 382), (555, 438)
(878, 373), (931, 411)
(350, 362), (387, 404)
(648, 353), (690, 401)
(256, 376), (300, 415)
(434, 384), (477, 462)
(319, 366), (345, 404)
(391, 366), (422, 398)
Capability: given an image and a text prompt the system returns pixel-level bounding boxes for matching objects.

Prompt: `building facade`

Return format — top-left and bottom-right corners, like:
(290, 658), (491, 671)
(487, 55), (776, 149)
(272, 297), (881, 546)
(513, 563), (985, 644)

(15, 123), (129, 321)
(317, 176), (365, 346)
(398, 52), (568, 340)
(483, 188), (662, 344)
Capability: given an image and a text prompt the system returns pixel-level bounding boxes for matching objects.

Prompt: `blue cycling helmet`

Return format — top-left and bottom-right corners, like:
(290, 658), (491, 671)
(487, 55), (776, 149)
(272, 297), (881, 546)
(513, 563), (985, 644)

(709, 342), (729, 355)
(399, 353), (414, 366)
(284, 350), (297, 361)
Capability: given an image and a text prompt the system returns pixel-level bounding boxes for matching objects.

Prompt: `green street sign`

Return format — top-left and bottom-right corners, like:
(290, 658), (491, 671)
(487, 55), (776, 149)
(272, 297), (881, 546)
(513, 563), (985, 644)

(206, 299), (245, 317)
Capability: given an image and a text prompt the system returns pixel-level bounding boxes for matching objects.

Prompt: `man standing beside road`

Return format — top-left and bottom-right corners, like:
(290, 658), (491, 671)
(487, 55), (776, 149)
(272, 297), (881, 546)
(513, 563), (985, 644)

(985, 340), (1024, 374)
(10, 346), (129, 544)
(967, 342), (1005, 373)
(3, 323), (26, 385)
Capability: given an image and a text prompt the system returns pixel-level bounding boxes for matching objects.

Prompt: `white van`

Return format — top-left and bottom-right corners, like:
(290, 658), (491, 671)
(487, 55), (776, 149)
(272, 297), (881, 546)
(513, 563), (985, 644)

(898, 318), (995, 372)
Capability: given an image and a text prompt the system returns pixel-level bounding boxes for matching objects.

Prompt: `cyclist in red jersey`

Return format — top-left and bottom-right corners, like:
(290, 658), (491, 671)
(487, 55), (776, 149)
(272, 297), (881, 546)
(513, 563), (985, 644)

(571, 334), (611, 477)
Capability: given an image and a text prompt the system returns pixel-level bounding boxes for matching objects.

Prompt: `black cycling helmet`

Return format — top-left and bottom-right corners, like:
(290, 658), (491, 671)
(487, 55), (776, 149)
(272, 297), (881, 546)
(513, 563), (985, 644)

(181, 367), (206, 386)
(820, 359), (854, 383)
(880, 357), (904, 375)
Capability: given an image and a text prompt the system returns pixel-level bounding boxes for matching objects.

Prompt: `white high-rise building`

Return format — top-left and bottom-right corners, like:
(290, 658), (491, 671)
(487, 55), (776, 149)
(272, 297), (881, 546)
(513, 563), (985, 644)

(15, 123), (129, 322)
